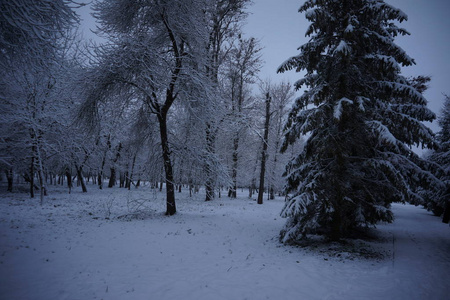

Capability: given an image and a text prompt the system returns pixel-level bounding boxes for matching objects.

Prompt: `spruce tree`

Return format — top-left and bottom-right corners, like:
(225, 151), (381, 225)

(426, 95), (450, 222)
(278, 0), (440, 242)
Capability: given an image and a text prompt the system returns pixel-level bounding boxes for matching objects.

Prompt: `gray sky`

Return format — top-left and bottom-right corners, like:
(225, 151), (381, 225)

(77, 0), (449, 133)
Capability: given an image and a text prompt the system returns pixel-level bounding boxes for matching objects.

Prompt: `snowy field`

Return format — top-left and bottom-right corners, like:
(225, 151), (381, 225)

(1, 185), (449, 300)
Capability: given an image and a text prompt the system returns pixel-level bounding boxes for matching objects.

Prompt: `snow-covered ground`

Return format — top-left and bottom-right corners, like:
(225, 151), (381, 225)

(1, 185), (449, 300)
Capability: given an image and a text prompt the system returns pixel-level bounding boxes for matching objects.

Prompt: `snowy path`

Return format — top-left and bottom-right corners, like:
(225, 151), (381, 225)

(326, 203), (450, 300)
(387, 204), (450, 299)
(0, 188), (449, 300)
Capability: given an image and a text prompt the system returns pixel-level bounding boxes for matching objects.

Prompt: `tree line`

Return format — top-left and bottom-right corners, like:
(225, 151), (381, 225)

(0, 0), (299, 214)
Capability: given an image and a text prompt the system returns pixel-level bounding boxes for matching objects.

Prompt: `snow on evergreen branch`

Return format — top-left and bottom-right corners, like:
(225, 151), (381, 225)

(367, 120), (398, 149)
(334, 40), (351, 56)
(333, 97), (353, 121)
(377, 81), (427, 105)
(365, 54), (401, 72)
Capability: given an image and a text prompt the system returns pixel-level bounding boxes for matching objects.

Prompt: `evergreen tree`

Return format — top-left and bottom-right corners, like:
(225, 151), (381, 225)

(278, 0), (440, 242)
(426, 95), (450, 222)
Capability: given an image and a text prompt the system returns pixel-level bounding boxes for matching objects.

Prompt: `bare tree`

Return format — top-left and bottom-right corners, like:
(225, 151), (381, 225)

(257, 92), (271, 205)
(80, 0), (213, 215)
(202, 0), (252, 201)
(0, 0), (80, 202)
(223, 37), (262, 198)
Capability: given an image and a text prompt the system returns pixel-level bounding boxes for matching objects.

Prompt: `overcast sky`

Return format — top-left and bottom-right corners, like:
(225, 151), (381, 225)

(77, 0), (449, 133)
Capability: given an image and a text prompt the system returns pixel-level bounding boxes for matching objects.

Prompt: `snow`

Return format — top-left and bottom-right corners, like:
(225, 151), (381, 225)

(333, 97), (353, 121)
(334, 40), (350, 55)
(344, 24), (354, 33)
(1, 186), (449, 300)
(367, 120), (398, 147)
(356, 96), (368, 112)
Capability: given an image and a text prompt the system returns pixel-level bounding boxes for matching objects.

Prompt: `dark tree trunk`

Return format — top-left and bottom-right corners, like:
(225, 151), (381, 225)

(30, 154), (35, 198)
(442, 184), (450, 224)
(6, 168), (13, 192)
(119, 171), (125, 188)
(98, 143), (108, 189)
(205, 124), (215, 201)
(249, 148), (260, 199)
(257, 93), (271, 205)
(230, 58), (245, 199)
(230, 136), (238, 199)
(75, 165), (87, 193)
(65, 168), (72, 194)
(331, 197), (343, 241)
(125, 171), (130, 189)
(128, 153), (137, 190)
(270, 187), (275, 200)
(158, 113), (176, 215)
(37, 167), (46, 204)
(108, 168), (116, 188)
(108, 142), (122, 188)
(443, 200), (450, 224)
(98, 173), (103, 189)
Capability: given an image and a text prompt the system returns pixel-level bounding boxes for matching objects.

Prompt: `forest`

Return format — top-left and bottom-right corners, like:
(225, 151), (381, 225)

(0, 0), (303, 214)
(0, 0), (449, 298)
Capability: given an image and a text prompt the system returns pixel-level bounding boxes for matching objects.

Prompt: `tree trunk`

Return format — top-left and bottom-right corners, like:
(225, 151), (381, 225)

(128, 153), (137, 190)
(158, 113), (176, 216)
(30, 152), (35, 198)
(125, 171), (130, 189)
(98, 173), (103, 189)
(120, 171), (125, 188)
(108, 168), (116, 188)
(75, 164), (87, 193)
(37, 168), (46, 205)
(65, 168), (72, 194)
(443, 200), (450, 224)
(270, 186), (275, 200)
(331, 200), (343, 241)
(98, 144), (108, 190)
(257, 93), (271, 205)
(230, 136), (238, 198)
(6, 168), (13, 192)
(229, 77), (239, 199)
(108, 142), (122, 188)
(205, 124), (215, 201)
(442, 185), (450, 224)
(35, 144), (47, 205)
